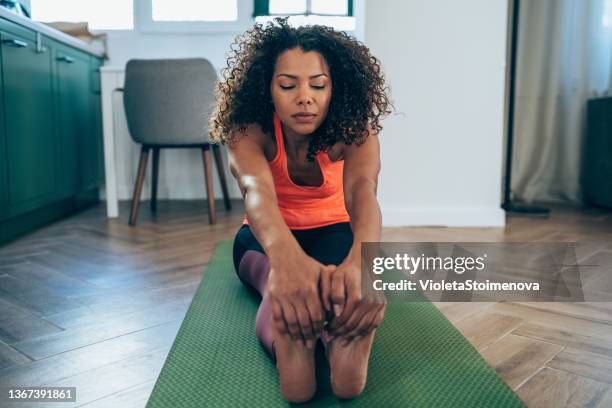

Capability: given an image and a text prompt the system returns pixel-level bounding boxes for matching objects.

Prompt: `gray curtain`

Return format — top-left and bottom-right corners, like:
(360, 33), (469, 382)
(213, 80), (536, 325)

(512, 0), (612, 204)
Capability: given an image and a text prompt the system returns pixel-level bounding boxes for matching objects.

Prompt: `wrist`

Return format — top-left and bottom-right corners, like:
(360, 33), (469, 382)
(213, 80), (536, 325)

(344, 243), (362, 266)
(267, 240), (306, 268)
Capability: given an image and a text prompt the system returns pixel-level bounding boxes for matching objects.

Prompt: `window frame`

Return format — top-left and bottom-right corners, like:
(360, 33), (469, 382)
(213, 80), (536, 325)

(254, 0), (354, 17)
(137, 0), (254, 34)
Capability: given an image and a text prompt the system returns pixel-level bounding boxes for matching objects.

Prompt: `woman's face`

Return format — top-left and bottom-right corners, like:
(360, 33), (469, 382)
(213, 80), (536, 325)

(270, 47), (332, 136)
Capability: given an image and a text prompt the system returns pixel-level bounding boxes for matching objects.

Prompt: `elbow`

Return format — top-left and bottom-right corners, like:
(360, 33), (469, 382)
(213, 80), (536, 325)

(344, 179), (378, 212)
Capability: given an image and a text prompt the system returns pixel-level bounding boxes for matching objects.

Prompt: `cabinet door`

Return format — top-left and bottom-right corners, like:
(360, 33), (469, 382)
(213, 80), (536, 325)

(0, 38), (6, 221)
(1, 29), (57, 217)
(55, 45), (90, 197)
(81, 57), (104, 191)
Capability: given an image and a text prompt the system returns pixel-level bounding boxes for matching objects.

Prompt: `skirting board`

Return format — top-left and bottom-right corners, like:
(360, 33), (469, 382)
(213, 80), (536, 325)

(381, 206), (506, 227)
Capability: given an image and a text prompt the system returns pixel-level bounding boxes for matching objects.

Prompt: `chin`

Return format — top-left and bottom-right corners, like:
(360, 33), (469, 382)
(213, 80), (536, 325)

(290, 123), (318, 135)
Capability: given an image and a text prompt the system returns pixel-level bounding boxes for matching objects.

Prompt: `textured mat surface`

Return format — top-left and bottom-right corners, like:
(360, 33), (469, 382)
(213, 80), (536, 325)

(147, 240), (526, 407)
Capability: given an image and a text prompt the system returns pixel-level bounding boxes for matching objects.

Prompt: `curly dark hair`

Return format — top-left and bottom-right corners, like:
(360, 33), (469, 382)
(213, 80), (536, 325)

(209, 17), (392, 161)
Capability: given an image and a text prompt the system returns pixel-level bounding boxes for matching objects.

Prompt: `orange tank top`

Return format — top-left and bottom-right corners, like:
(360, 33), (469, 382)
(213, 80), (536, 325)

(242, 112), (351, 230)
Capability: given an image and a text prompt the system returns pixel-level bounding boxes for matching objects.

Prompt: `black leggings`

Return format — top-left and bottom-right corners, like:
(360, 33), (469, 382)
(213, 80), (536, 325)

(231, 222), (353, 360)
(232, 222), (354, 278)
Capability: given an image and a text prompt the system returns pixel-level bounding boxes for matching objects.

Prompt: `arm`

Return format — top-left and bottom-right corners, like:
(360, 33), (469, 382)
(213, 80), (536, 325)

(227, 124), (302, 261)
(322, 129), (386, 343)
(343, 130), (382, 265)
(227, 124), (328, 347)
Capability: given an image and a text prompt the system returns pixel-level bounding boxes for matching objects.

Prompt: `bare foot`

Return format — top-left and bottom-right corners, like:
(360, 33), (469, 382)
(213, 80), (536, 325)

(322, 330), (375, 399)
(273, 328), (317, 403)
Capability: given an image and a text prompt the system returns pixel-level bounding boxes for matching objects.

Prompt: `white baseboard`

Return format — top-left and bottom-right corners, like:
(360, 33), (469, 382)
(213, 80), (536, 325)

(381, 206), (506, 227)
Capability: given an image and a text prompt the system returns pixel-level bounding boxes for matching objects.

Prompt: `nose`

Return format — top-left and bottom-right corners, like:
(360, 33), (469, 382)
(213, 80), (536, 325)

(296, 84), (313, 106)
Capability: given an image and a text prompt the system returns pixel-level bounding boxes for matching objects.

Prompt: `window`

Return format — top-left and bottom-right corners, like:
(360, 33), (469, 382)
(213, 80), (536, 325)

(152, 0), (237, 22)
(30, 0), (133, 30)
(254, 0), (355, 31)
(139, 0), (252, 33)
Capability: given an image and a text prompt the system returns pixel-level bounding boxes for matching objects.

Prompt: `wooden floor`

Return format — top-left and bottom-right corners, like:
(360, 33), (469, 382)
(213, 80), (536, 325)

(0, 200), (611, 407)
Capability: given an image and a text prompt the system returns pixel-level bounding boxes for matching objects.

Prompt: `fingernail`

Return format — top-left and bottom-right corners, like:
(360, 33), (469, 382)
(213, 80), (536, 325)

(334, 305), (342, 316)
(295, 340), (302, 348)
(306, 339), (313, 349)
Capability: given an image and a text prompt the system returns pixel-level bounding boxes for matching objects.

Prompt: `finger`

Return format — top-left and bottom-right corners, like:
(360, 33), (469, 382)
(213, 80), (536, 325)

(330, 270), (346, 316)
(305, 293), (325, 338)
(334, 276), (361, 327)
(293, 300), (314, 345)
(369, 302), (386, 331)
(281, 300), (301, 341)
(319, 265), (332, 313)
(271, 298), (290, 335)
(333, 303), (366, 337)
(346, 303), (381, 339)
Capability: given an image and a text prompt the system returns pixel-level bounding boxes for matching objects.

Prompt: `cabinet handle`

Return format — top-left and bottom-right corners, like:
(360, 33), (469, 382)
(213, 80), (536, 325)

(2, 38), (28, 48)
(57, 55), (75, 63)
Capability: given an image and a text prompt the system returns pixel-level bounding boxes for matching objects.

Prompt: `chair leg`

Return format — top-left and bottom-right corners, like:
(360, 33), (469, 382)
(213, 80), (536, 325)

(151, 147), (160, 212)
(201, 147), (216, 224)
(212, 144), (232, 211)
(129, 145), (150, 226)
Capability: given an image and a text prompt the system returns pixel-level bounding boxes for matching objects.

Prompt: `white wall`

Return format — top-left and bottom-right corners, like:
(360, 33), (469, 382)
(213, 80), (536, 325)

(365, 0), (508, 227)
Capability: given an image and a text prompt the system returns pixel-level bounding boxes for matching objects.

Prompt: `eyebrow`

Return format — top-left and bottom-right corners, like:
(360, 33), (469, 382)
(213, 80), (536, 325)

(276, 73), (328, 79)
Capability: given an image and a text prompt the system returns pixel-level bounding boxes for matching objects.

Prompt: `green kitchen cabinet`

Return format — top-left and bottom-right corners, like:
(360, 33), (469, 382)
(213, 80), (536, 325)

(80, 56), (104, 194)
(0, 37), (6, 221)
(0, 17), (105, 244)
(53, 42), (91, 198)
(0, 24), (57, 218)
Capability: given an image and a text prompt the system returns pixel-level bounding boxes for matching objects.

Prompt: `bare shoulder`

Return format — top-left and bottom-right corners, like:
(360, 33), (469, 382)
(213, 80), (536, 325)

(228, 123), (276, 161)
(328, 141), (347, 162)
(340, 125), (380, 160)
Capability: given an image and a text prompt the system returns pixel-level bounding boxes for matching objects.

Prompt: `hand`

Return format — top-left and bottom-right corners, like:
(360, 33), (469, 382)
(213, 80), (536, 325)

(267, 249), (335, 349)
(321, 258), (386, 345)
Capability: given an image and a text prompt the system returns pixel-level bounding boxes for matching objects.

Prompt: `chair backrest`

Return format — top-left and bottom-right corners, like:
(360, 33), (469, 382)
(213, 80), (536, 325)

(123, 58), (217, 145)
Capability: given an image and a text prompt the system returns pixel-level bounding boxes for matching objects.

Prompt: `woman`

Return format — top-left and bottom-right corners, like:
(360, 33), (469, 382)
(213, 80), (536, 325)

(209, 17), (391, 403)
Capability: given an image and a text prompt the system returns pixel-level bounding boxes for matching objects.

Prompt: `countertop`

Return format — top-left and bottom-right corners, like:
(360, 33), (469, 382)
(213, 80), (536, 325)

(0, 8), (104, 58)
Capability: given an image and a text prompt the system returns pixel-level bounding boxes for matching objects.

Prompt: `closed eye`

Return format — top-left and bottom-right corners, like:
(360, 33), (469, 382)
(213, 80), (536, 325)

(279, 85), (326, 90)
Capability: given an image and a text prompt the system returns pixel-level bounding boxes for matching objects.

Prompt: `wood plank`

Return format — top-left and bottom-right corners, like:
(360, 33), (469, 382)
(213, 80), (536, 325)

(547, 347), (612, 385)
(77, 379), (155, 408)
(0, 274), (82, 316)
(0, 340), (31, 370)
(516, 367), (611, 408)
(453, 310), (524, 351)
(0, 298), (62, 344)
(0, 320), (181, 387)
(48, 346), (170, 407)
(513, 320), (612, 358)
(480, 334), (563, 390)
(12, 299), (190, 360)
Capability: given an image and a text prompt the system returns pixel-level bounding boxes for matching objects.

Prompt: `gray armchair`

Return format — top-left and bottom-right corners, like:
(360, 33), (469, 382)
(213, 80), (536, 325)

(122, 58), (231, 225)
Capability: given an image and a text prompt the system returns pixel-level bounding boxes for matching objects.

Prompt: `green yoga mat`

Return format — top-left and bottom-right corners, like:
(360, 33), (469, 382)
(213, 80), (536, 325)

(146, 240), (526, 407)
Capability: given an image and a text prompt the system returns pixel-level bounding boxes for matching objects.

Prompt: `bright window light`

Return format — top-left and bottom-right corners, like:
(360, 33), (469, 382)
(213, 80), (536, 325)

(311, 0), (348, 15)
(152, 0), (237, 22)
(30, 0), (133, 30)
(255, 15), (355, 31)
(269, 0), (306, 15)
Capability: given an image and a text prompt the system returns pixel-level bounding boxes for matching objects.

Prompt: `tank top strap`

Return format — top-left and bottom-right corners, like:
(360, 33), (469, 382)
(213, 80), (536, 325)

(271, 112), (285, 165)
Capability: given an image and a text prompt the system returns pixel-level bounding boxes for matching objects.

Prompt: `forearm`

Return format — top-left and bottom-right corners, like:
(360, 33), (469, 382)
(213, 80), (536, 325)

(243, 185), (305, 265)
(345, 185), (382, 264)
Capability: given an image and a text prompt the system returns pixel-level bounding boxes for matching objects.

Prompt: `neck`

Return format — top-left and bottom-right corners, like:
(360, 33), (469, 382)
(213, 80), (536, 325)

(281, 123), (310, 156)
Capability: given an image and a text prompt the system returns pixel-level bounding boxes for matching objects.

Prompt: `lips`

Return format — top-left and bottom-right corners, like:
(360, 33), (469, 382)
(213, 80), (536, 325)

(292, 113), (316, 124)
